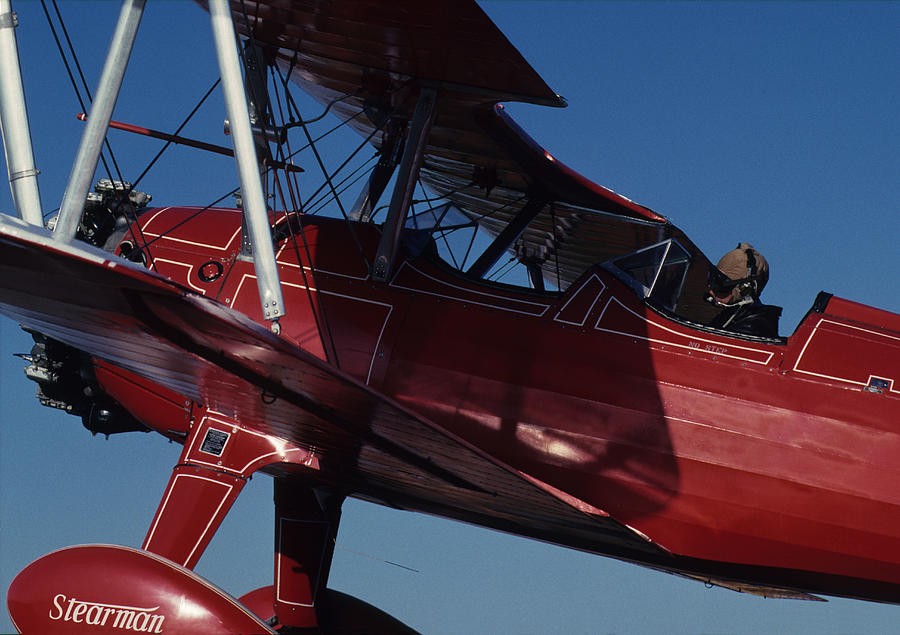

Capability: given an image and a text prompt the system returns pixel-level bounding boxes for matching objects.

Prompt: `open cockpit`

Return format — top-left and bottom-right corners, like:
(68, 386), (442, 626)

(398, 207), (789, 342)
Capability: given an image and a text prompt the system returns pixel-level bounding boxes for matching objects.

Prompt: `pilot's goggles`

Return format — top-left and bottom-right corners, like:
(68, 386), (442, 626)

(707, 265), (740, 295)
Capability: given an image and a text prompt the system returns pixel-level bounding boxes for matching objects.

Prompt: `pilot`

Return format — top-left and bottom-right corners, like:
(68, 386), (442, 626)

(707, 243), (781, 337)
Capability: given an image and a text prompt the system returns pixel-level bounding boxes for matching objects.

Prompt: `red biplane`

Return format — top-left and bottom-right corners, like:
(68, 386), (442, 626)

(1, 1), (899, 632)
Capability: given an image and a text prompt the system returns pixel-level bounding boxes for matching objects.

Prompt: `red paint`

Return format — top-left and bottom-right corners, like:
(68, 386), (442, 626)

(141, 408), (320, 570)
(0, 0), (897, 619)
(93, 360), (193, 438)
(2, 200), (899, 609)
(236, 586), (278, 624)
(96, 207), (900, 601)
(7, 545), (275, 634)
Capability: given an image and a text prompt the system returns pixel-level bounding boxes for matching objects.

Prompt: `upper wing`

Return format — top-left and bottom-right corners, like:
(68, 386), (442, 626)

(0, 213), (665, 563)
(220, 0), (564, 108)
(225, 0), (717, 319)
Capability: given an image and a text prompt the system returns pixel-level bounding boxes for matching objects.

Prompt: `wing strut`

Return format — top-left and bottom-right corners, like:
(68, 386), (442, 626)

(209, 0), (285, 325)
(372, 87), (437, 282)
(53, 0), (145, 240)
(0, 0), (44, 225)
(349, 119), (404, 222)
(467, 196), (547, 279)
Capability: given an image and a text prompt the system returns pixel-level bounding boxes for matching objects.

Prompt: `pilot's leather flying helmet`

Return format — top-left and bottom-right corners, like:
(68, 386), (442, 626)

(708, 243), (769, 303)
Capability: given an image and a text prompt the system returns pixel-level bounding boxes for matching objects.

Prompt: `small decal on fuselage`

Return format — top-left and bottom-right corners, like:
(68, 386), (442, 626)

(199, 428), (229, 456)
(688, 341), (728, 355)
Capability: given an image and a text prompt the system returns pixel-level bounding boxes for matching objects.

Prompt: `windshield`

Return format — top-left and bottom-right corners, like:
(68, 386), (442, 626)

(603, 240), (691, 312)
(405, 202), (474, 233)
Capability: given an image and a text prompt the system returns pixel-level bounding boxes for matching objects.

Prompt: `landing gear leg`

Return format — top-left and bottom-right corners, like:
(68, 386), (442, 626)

(274, 477), (344, 629)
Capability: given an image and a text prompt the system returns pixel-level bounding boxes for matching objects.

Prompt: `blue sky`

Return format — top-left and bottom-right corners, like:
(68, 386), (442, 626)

(2, 2), (899, 633)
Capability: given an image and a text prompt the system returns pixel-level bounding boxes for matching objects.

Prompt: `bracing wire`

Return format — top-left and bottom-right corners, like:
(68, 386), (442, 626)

(273, 65), (375, 272)
(284, 110), (367, 162)
(138, 186), (240, 253)
(129, 79), (221, 191)
(46, 0), (127, 187)
(333, 542), (420, 574)
(40, 0), (157, 269)
(234, 0), (363, 366)
(414, 179), (464, 270)
(487, 255), (519, 283)
(265, 59), (341, 367)
(283, 92), (358, 128)
(117, 78), (224, 271)
(303, 155), (378, 216)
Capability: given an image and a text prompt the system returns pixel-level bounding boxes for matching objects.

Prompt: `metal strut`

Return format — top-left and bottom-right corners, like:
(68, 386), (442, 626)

(0, 0), (44, 225)
(209, 0), (286, 324)
(467, 196), (547, 279)
(349, 119), (404, 222)
(372, 87), (437, 283)
(53, 0), (145, 240)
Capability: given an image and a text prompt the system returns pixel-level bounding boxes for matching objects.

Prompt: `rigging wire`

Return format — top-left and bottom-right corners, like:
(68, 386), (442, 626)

(283, 93), (357, 128)
(487, 255), (520, 283)
(415, 179), (464, 270)
(44, 0), (128, 189)
(302, 155), (378, 216)
(128, 79), (221, 191)
(40, 0), (157, 271)
(133, 2), (274, 282)
(138, 186), (240, 252)
(265, 62), (340, 368)
(283, 110), (366, 162)
(298, 135), (379, 214)
(236, 0), (364, 368)
(67, 78), (225, 272)
(273, 69), (357, 222)
(49, 0), (94, 104)
(274, 64), (373, 272)
(117, 78), (224, 271)
(333, 541), (420, 574)
(366, 180), (478, 225)
(459, 193), (526, 271)
(280, 49), (361, 131)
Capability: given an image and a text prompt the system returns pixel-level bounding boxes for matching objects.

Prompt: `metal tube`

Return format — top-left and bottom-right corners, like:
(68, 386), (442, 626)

(349, 123), (402, 222)
(54, 0), (145, 240)
(76, 113), (302, 173)
(371, 88), (437, 282)
(0, 0), (44, 225)
(466, 197), (546, 279)
(209, 0), (285, 322)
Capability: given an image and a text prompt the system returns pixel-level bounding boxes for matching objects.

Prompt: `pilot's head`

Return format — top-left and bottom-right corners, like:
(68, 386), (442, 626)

(708, 243), (769, 306)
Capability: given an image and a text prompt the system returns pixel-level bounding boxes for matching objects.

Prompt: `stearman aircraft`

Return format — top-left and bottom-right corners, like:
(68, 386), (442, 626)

(1, 1), (899, 632)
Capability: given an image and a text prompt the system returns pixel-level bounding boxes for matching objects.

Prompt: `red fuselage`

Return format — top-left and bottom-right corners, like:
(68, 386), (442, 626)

(105, 207), (900, 601)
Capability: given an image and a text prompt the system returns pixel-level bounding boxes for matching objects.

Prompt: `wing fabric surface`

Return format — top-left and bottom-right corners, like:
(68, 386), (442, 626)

(0, 215), (661, 561)
(224, 0), (715, 314)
